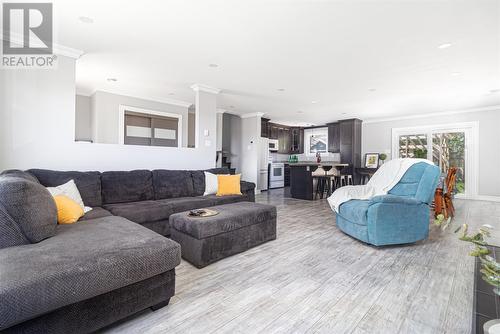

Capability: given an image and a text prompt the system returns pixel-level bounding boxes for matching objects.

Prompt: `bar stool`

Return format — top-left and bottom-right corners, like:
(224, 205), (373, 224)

(326, 167), (338, 195)
(313, 176), (331, 199)
(334, 174), (354, 187)
(312, 167), (329, 199)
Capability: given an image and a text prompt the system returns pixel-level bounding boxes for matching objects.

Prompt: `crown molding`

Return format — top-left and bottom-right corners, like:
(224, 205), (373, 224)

(363, 105), (500, 124)
(1, 31), (84, 59)
(240, 112), (265, 119)
(86, 88), (193, 108)
(190, 84), (221, 94)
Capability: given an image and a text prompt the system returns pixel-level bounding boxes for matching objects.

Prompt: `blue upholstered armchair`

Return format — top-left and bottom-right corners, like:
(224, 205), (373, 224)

(336, 162), (441, 246)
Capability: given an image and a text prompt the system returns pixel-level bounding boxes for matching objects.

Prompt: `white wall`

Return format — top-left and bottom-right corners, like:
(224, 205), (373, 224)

(89, 91), (190, 147)
(0, 55), (217, 172)
(362, 109), (500, 197)
(75, 95), (91, 141)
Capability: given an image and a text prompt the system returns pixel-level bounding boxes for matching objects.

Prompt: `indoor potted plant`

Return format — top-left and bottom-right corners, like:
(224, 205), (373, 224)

(456, 224), (500, 333)
(379, 153), (387, 166)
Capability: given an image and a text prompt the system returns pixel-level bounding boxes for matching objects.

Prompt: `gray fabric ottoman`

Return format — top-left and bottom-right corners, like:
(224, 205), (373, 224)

(169, 202), (277, 268)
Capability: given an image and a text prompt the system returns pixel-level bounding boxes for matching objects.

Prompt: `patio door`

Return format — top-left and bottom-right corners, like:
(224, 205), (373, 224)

(392, 122), (478, 198)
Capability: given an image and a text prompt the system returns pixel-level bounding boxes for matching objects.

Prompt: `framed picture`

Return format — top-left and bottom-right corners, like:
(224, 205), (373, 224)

(364, 153), (379, 168)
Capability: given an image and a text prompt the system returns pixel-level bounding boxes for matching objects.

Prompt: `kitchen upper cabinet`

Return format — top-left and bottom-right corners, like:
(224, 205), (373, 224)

(340, 120), (355, 145)
(290, 127), (304, 154)
(278, 127), (290, 153)
(283, 128), (290, 153)
(261, 118), (270, 138)
(269, 124), (279, 140)
(327, 122), (340, 153)
(265, 122), (303, 154)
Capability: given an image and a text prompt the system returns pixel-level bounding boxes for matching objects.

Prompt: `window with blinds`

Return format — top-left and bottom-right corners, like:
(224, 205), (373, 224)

(124, 111), (179, 147)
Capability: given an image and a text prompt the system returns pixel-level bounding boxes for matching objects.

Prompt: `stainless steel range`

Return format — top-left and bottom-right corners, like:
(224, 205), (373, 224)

(269, 162), (285, 189)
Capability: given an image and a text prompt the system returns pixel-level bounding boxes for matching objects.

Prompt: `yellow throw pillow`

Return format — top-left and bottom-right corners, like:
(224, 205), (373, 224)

(216, 174), (242, 196)
(53, 195), (84, 224)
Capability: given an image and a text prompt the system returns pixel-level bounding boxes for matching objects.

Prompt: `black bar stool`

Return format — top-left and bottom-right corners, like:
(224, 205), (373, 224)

(313, 175), (331, 199)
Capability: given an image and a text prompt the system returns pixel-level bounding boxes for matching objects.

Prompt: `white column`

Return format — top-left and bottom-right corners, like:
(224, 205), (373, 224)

(191, 84), (220, 166)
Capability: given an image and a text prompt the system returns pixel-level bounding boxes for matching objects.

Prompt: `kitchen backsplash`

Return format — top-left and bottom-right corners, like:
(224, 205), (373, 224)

(271, 152), (340, 162)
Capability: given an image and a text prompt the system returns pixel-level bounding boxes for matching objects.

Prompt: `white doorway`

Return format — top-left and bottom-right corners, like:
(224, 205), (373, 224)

(392, 122), (479, 199)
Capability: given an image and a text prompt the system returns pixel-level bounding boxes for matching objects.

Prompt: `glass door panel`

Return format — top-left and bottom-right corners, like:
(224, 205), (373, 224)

(398, 134), (428, 158)
(432, 132), (466, 194)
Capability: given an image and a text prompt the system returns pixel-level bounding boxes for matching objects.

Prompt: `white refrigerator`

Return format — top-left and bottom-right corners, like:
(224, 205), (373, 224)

(257, 137), (270, 191)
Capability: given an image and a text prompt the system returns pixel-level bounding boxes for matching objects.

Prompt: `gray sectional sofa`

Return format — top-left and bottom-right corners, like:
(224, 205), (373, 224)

(0, 167), (255, 333)
(28, 167), (255, 236)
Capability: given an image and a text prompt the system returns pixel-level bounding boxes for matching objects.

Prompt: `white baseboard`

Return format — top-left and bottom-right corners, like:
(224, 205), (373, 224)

(470, 195), (500, 203)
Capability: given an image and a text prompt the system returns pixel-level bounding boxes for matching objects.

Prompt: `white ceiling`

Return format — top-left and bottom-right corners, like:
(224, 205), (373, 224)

(54, 0), (500, 125)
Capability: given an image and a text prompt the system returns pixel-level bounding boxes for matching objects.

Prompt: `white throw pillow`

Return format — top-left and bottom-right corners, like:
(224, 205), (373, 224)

(46, 180), (92, 213)
(203, 172), (218, 196)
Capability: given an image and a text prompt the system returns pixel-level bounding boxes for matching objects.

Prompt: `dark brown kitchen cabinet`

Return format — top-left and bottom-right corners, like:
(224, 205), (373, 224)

(261, 118), (270, 138)
(269, 124), (279, 140)
(338, 119), (362, 183)
(290, 127), (304, 154)
(340, 121), (353, 145)
(266, 122), (303, 154)
(284, 128), (290, 153)
(284, 164), (291, 186)
(327, 122), (340, 153)
(278, 127), (290, 153)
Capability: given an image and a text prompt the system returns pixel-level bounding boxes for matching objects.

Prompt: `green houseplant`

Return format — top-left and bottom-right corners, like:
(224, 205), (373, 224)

(456, 224), (500, 296)
(379, 153), (387, 166)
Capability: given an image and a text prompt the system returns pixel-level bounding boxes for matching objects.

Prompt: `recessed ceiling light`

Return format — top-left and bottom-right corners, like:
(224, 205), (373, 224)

(489, 89), (500, 93)
(277, 88), (285, 92)
(438, 43), (452, 49)
(106, 78), (117, 82)
(78, 16), (94, 24)
(368, 88), (376, 92)
(452, 72), (461, 76)
(311, 101), (318, 104)
(208, 63), (218, 68)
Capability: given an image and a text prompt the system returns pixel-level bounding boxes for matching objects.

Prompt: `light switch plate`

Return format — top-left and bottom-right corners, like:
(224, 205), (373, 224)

(204, 129), (210, 137)
(204, 139), (211, 147)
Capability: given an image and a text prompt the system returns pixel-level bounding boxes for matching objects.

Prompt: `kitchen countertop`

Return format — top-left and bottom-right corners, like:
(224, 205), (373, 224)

(283, 162), (349, 167)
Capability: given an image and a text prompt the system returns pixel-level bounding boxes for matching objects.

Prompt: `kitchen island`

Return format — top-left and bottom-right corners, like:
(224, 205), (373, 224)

(289, 162), (349, 200)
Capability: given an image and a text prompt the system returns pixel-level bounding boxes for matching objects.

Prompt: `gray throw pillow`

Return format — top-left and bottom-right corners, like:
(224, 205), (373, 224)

(0, 169), (39, 184)
(0, 176), (57, 243)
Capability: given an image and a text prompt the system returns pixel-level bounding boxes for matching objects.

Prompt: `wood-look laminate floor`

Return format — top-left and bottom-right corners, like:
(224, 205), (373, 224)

(103, 189), (499, 334)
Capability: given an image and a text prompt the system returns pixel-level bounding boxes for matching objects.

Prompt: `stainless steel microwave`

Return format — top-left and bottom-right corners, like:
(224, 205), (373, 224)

(268, 139), (279, 151)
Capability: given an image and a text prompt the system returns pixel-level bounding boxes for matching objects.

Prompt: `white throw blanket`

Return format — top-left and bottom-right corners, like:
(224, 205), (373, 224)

(327, 158), (434, 213)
